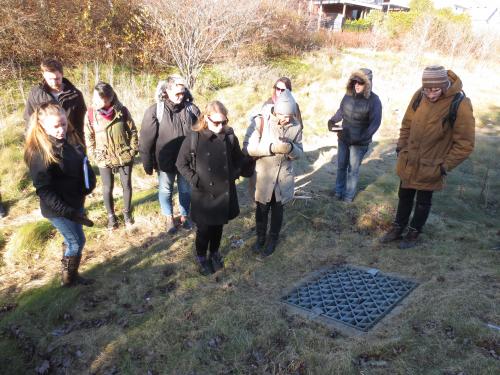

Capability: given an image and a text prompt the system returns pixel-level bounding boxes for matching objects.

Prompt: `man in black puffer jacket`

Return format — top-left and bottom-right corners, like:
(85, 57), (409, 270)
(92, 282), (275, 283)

(139, 75), (200, 234)
(327, 68), (382, 202)
(24, 59), (86, 141)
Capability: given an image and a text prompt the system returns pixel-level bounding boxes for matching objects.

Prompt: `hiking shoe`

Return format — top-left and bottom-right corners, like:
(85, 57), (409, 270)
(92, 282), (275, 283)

(107, 214), (119, 230)
(380, 224), (405, 243)
(399, 227), (420, 249)
(197, 257), (214, 276)
(166, 215), (178, 234)
(209, 252), (224, 272)
(124, 212), (134, 228)
(180, 216), (192, 230)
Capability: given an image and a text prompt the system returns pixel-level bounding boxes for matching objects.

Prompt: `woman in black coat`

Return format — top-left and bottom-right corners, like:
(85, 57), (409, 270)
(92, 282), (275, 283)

(176, 101), (244, 275)
(24, 103), (96, 286)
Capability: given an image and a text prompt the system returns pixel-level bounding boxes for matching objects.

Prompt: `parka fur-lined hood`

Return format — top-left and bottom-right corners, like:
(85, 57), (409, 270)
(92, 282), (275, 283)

(346, 68), (373, 99)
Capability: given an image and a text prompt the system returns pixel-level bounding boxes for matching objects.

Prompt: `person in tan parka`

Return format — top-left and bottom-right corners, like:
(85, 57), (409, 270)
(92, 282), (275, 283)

(381, 65), (475, 249)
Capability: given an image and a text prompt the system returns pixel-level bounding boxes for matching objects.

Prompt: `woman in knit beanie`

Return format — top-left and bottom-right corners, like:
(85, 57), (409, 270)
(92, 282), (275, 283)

(247, 90), (304, 257)
(380, 65), (475, 249)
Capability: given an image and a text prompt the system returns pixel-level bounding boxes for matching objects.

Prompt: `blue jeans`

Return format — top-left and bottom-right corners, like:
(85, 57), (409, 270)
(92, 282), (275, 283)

(335, 138), (369, 201)
(158, 171), (191, 217)
(49, 211), (86, 257)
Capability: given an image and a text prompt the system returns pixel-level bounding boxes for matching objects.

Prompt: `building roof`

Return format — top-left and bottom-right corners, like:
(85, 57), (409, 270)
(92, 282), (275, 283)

(312, 1), (382, 10)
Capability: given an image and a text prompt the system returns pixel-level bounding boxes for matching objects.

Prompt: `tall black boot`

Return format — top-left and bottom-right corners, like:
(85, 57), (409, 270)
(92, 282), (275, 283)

(253, 222), (267, 254)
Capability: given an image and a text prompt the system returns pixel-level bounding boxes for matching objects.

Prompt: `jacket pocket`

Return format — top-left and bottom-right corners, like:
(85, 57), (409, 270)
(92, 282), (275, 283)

(415, 158), (443, 184)
(396, 150), (410, 179)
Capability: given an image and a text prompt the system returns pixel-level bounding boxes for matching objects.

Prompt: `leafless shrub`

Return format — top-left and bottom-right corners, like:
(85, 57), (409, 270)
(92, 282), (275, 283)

(142, 0), (267, 87)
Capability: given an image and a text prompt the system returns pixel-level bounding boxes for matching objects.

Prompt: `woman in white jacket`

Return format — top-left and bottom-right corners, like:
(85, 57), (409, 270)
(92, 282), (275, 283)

(247, 90), (303, 256)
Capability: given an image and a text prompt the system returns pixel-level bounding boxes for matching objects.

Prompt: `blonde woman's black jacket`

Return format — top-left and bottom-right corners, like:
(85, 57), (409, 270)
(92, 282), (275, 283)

(24, 78), (87, 140)
(28, 138), (96, 219)
(176, 128), (244, 226)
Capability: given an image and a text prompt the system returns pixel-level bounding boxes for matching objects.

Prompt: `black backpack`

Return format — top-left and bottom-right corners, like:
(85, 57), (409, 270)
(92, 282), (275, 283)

(412, 90), (465, 128)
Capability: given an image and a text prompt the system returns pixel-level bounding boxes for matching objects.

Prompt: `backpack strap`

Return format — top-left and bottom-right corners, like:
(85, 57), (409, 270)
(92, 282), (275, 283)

(257, 115), (264, 135)
(442, 91), (465, 129)
(189, 131), (199, 171)
(412, 91), (424, 111)
(87, 108), (95, 127)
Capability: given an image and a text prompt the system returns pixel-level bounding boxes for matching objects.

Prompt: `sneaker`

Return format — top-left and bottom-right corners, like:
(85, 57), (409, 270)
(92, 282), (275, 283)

(380, 223), (405, 243)
(124, 212), (134, 228)
(180, 216), (192, 230)
(197, 256), (214, 276)
(107, 214), (119, 230)
(209, 252), (224, 272)
(399, 227), (420, 249)
(166, 215), (178, 234)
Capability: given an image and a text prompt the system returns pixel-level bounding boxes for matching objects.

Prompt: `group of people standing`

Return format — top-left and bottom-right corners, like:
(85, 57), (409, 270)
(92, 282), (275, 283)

(20, 58), (474, 285)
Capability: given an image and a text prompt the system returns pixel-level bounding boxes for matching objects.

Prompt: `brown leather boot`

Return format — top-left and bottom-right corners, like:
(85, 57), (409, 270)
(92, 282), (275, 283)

(61, 256), (78, 287)
(380, 223), (405, 243)
(74, 254), (95, 285)
(399, 227), (420, 249)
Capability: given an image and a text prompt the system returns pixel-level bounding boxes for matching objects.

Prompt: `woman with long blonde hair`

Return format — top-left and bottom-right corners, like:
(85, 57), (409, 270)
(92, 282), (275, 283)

(25, 103), (96, 286)
(176, 101), (244, 275)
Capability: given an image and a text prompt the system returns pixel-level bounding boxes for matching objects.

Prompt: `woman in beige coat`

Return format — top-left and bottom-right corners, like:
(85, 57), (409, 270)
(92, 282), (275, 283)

(247, 90), (303, 256)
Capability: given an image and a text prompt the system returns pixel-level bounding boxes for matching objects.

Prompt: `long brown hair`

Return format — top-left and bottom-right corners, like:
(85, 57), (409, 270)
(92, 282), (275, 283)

(192, 101), (229, 132)
(24, 103), (82, 167)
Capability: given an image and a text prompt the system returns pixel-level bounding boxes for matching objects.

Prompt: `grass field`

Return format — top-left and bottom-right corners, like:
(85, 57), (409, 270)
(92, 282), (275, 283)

(0, 48), (499, 374)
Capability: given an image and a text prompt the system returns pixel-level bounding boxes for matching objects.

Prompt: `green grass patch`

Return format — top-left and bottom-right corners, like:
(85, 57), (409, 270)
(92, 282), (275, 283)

(4, 221), (55, 265)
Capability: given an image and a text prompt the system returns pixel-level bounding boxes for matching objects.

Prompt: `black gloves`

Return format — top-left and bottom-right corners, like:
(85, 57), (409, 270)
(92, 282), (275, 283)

(144, 165), (154, 175)
(440, 165), (447, 176)
(71, 213), (94, 227)
(327, 119), (336, 132)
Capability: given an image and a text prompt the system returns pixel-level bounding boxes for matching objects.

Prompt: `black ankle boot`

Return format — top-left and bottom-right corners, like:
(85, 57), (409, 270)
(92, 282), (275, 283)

(262, 233), (279, 257)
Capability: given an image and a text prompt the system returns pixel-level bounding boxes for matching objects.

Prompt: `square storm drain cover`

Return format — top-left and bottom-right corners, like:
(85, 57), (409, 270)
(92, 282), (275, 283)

(282, 265), (417, 332)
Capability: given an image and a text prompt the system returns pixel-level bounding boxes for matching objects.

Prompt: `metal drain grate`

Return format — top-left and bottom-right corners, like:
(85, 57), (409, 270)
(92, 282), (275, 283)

(282, 265), (417, 331)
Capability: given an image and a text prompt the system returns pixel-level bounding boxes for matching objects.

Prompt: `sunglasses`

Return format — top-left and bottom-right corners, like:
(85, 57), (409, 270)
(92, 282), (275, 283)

(275, 87), (286, 92)
(353, 80), (365, 85)
(423, 87), (442, 94)
(208, 117), (228, 126)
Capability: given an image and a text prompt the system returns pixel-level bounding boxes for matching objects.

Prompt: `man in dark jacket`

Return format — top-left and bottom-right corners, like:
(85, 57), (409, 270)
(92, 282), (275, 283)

(328, 68), (382, 202)
(139, 75), (200, 233)
(24, 58), (86, 140)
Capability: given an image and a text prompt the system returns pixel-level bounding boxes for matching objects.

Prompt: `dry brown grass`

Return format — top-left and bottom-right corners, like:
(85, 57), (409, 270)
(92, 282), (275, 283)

(1, 48), (499, 374)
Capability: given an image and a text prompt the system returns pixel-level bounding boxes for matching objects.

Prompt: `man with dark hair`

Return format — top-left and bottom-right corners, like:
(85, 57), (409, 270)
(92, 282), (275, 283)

(139, 75), (200, 234)
(24, 58), (86, 140)
(380, 65), (475, 249)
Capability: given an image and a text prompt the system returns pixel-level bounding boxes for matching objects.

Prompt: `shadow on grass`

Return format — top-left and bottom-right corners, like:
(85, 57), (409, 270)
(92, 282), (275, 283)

(1, 133), (499, 374)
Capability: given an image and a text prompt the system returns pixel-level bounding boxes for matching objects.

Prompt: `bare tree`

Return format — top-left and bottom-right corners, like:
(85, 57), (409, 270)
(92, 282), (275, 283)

(142, 0), (266, 87)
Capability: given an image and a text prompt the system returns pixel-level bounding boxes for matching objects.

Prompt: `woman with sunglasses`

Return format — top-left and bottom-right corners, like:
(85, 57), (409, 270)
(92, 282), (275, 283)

(176, 101), (244, 275)
(327, 68), (382, 202)
(24, 103), (96, 286)
(247, 89), (303, 256)
(243, 77), (303, 200)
